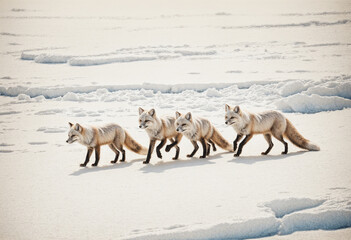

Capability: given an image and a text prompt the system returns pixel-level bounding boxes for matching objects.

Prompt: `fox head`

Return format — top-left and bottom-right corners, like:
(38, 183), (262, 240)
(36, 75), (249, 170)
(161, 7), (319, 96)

(66, 122), (83, 144)
(138, 107), (157, 129)
(175, 111), (192, 133)
(225, 104), (245, 126)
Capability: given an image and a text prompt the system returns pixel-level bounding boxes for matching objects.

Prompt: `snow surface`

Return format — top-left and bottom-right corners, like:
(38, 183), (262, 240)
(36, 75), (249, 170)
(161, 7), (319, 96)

(1, 0), (351, 239)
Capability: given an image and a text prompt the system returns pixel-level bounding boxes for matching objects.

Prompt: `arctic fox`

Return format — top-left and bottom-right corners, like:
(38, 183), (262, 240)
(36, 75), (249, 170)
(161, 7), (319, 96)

(175, 111), (232, 158)
(139, 108), (183, 164)
(66, 122), (147, 167)
(224, 105), (320, 157)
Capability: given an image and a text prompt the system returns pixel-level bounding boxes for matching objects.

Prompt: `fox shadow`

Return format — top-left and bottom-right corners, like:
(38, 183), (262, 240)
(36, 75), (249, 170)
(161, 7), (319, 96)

(230, 150), (308, 165)
(140, 151), (233, 174)
(70, 158), (144, 176)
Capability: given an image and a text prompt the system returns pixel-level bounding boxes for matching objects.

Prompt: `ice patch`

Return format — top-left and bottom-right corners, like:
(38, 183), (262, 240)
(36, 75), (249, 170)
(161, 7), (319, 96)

(264, 198), (325, 218)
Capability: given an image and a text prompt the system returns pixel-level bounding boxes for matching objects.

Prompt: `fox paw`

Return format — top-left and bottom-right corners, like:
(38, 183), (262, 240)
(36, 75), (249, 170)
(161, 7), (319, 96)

(92, 163), (98, 167)
(234, 153), (240, 157)
(261, 152), (267, 155)
(165, 145), (171, 152)
(143, 161), (149, 164)
(281, 151), (287, 155)
(80, 163), (87, 167)
(186, 154), (193, 158)
(172, 157), (178, 160)
(199, 156), (206, 159)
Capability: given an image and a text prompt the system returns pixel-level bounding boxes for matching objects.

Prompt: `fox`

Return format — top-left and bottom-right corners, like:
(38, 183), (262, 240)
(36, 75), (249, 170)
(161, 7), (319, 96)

(66, 122), (147, 167)
(138, 108), (183, 164)
(175, 111), (233, 158)
(224, 104), (320, 157)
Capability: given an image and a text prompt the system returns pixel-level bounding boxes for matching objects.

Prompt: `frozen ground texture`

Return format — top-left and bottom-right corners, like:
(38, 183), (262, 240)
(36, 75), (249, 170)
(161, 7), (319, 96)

(0, 0), (351, 239)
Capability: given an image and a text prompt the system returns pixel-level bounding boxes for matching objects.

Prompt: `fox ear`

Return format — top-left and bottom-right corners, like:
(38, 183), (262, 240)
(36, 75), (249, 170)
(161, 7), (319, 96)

(69, 122), (73, 127)
(138, 107), (144, 115)
(75, 123), (83, 132)
(175, 111), (181, 119)
(185, 112), (192, 121)
(225, 104), (231, 112)
(234, 106), (240, 113)
(148, 108), (156, 117)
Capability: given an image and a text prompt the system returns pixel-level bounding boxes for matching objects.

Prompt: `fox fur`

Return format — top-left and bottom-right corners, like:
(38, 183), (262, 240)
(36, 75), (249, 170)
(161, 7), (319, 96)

(175, 111), (232, 158)
(139, 108), (183, 164)
(224, 104), (320, 157)
(66, 122), (147, 167)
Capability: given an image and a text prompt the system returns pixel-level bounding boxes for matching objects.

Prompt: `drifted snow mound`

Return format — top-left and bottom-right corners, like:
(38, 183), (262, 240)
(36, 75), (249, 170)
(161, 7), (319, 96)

(280, 210), (351, 235)
(264, 198), (325, 218)
(275, 94), (351, 113)
(1, 75), (351, 114)
(127, 198), (351, 240)
(128, 217), (280, 240)
(69, 55), (158, 66)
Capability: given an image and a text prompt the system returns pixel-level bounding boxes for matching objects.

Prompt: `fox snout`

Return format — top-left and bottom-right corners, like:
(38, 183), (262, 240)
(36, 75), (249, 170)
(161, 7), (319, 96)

(176, 127), (183, 133)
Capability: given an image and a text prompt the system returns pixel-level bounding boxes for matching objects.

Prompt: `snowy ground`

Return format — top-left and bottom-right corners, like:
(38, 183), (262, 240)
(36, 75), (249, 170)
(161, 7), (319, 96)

(1, 0), (351, 239)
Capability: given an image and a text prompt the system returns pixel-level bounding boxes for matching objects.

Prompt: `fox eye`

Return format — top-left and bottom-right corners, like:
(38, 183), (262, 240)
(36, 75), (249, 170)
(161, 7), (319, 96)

(231, 117), (235, 119)
(144, 120), (149, 123)
(182, 124), (186, 127)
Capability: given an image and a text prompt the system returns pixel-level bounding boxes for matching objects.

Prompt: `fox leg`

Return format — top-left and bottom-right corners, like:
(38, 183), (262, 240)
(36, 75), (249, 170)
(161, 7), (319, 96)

(207, 143), (211, 156)
(115, 144), (126, 162)
(233, 134), (243, 152)
(208, 139), (217, 152)
(109, 144), (120, 163)
(200, 138), (208, 158)
(165, 133), (182, 152)
(234, 134), (253, 157)
(187, 140), (199, 157)
(144, 139), (156, 164)
(156, 139), (167, 159)
(92, 146), (101, 166)
(81, 147), (93, 167)
(272, 133), (288, 154)
(262, 134), (274, 155)
(168, 138), (180, 160)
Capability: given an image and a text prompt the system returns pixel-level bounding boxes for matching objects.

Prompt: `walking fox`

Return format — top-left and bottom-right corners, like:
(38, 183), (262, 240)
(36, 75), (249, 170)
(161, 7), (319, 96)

(175, 112), (233, 158)
(139, 108), (183, 164)
(66, 122), (147, 167)
(224, 105), (320, 157)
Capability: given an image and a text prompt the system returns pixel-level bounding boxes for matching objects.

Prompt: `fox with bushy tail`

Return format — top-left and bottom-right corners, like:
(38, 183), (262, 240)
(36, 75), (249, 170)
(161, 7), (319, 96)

(224, 105), (320, 157)
(66, 123), (147, 167)
(175, 111), (233, 158)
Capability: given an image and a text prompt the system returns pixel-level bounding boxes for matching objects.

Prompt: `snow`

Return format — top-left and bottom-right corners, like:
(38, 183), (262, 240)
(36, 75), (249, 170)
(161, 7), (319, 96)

(1, 0), (351, 239)
(263, 198), (326, 218)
